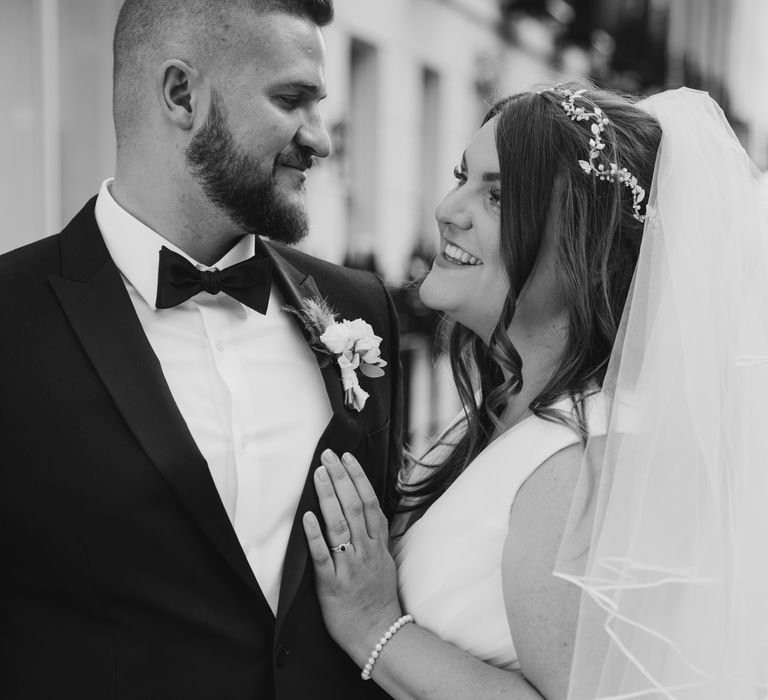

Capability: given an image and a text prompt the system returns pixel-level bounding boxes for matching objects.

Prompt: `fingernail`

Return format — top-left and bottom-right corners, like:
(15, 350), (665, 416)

(341, 453), (353, 464)
(303, 511), (317, 525)
(316, 466), (329, 482)
(321, 449), (336, 463)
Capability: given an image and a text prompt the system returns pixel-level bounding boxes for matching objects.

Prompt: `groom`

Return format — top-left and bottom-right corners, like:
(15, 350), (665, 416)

(0, 1), (400, 698)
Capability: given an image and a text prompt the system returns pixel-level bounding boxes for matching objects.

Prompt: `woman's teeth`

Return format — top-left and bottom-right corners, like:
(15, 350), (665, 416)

(444, 243), (482, 266)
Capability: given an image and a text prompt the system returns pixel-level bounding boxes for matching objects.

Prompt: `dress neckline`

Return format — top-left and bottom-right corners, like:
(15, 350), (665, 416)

(394, 396), (578, 545)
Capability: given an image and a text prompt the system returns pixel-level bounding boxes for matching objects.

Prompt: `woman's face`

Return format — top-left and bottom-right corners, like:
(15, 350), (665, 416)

(419, 117), (510, 341)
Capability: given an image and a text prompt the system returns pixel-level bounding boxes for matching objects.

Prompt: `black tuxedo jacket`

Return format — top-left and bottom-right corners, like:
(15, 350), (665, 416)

(0, 198), (401, 699)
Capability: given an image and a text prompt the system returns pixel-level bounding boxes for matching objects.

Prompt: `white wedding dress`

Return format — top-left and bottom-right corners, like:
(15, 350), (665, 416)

(391, 394), (606, 671)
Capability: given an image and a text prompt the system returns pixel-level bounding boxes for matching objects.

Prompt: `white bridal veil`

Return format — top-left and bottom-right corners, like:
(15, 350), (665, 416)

(554, 88), (768, 699)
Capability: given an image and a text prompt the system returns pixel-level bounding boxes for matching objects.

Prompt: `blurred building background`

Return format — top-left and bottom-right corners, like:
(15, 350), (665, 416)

(2, 0), (768, 451)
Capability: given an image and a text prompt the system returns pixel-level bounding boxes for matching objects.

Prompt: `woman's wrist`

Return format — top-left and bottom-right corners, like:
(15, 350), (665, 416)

(342, 605), (405, 668)
(361, 614), (415, 680)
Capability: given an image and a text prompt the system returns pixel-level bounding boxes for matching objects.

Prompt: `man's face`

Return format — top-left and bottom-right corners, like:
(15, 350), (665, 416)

(186, 12), (330, 243)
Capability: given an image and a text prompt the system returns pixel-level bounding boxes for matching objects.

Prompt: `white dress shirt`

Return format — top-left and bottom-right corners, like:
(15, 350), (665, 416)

(95, 179), (332, 614)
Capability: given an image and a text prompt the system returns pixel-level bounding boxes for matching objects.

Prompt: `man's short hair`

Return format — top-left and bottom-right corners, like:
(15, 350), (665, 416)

(112, 0), (334, 144)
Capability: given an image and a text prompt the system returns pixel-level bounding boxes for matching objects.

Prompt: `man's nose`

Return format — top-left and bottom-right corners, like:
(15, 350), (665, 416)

(296, 112), (331, 158)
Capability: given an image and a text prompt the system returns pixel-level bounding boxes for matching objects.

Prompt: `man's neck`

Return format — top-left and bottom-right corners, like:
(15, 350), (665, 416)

(110, 178), (244, 265)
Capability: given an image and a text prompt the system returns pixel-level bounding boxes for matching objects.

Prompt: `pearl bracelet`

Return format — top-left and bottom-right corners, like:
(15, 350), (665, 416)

(360, 614), (414, 681)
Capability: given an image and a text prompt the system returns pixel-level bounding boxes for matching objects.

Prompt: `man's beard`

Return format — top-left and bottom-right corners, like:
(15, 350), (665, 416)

(185, 90), (311, 244)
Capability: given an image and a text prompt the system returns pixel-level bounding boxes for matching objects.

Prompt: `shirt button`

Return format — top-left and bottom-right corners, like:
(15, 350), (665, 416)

(275, 643), (291, 669)
(215, 340), (224, 352)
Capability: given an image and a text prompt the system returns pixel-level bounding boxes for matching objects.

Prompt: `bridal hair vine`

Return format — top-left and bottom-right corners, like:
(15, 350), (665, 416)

(556, 88), (647, 222)
(284, 298), (387, 412)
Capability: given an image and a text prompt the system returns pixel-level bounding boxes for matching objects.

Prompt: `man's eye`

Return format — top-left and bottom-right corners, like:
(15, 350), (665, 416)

(276, 96), (300, 109)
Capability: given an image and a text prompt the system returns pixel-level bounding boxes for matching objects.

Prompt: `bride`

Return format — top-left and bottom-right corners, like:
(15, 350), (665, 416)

(302, 84), (768, 699)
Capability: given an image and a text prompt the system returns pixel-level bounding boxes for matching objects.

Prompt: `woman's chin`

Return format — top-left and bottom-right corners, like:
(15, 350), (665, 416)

(418, 268), (450, 313)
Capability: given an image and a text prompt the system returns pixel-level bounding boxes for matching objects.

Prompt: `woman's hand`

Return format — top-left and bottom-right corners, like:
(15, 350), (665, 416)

(303, 449), (403, 665)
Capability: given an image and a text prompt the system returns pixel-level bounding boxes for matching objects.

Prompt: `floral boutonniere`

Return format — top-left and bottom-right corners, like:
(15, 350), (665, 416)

(284, 298), (387, 412)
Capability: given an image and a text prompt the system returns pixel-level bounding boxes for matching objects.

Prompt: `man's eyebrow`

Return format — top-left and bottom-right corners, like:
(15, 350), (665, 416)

(272, 80), (327, 98)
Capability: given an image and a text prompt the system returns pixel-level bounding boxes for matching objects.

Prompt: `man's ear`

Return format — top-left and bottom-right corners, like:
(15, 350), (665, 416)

(158, 59), (202, 130)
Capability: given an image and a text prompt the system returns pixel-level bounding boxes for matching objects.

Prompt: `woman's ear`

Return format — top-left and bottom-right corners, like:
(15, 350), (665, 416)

(158, 59), (201, 130)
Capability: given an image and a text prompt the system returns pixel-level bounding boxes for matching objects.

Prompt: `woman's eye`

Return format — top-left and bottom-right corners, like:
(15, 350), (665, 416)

(489, 186), (501, 207)
(453, 165), (467, 185)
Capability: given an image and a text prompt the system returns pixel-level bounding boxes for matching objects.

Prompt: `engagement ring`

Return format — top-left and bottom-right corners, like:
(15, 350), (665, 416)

(330, 540), (352, 553)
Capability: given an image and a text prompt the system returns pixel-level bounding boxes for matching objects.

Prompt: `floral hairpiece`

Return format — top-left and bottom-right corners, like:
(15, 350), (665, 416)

(556, 88), (646, 222)
(284, 297), (387, 412)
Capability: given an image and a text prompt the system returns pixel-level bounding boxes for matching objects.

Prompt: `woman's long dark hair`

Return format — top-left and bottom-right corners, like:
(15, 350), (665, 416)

(397, 84), (662, 517)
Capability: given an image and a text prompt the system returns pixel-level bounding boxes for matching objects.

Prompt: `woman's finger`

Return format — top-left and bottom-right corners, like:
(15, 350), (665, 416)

(340, 452), (389, 539)
(320, 450), (370, 545)
(302, 511), (336, 579)
(313, 466), (352, 551)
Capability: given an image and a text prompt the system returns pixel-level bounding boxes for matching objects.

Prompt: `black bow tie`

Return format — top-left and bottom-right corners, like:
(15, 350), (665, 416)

(155, 246), (273, 314)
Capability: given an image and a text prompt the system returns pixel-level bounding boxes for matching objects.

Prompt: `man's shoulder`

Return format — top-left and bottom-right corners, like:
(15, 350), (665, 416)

(268, 241), (385, 294)
(267, 241), (397, 333)
(0, 234), (62, 290)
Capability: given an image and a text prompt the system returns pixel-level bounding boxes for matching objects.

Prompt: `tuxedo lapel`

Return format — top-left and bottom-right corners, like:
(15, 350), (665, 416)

(264, 243), (367, 634)
(49, 200), (270, 610)
(266, 247), (344, 407)
(264, 241), (364, 433)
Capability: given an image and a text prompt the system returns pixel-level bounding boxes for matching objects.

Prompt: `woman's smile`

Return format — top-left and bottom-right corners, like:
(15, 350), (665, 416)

(440, 240), (483, 266)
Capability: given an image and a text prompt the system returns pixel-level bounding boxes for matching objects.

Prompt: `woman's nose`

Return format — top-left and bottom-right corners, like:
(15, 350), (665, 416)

(435, 188), (471, 230)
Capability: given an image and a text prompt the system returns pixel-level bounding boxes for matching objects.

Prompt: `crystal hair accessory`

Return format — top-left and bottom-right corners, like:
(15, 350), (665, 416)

(557, 88), (647, 223)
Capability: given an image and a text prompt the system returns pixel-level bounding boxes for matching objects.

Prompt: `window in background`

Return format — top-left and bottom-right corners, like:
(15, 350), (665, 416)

(1, 0), (47, 254)
(419, 67), (441, 251)
(399, 65), (447, 450)
(58, 0), (121, 225)
(344, 38), (379, 272)
(0, 0), (119, 255)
